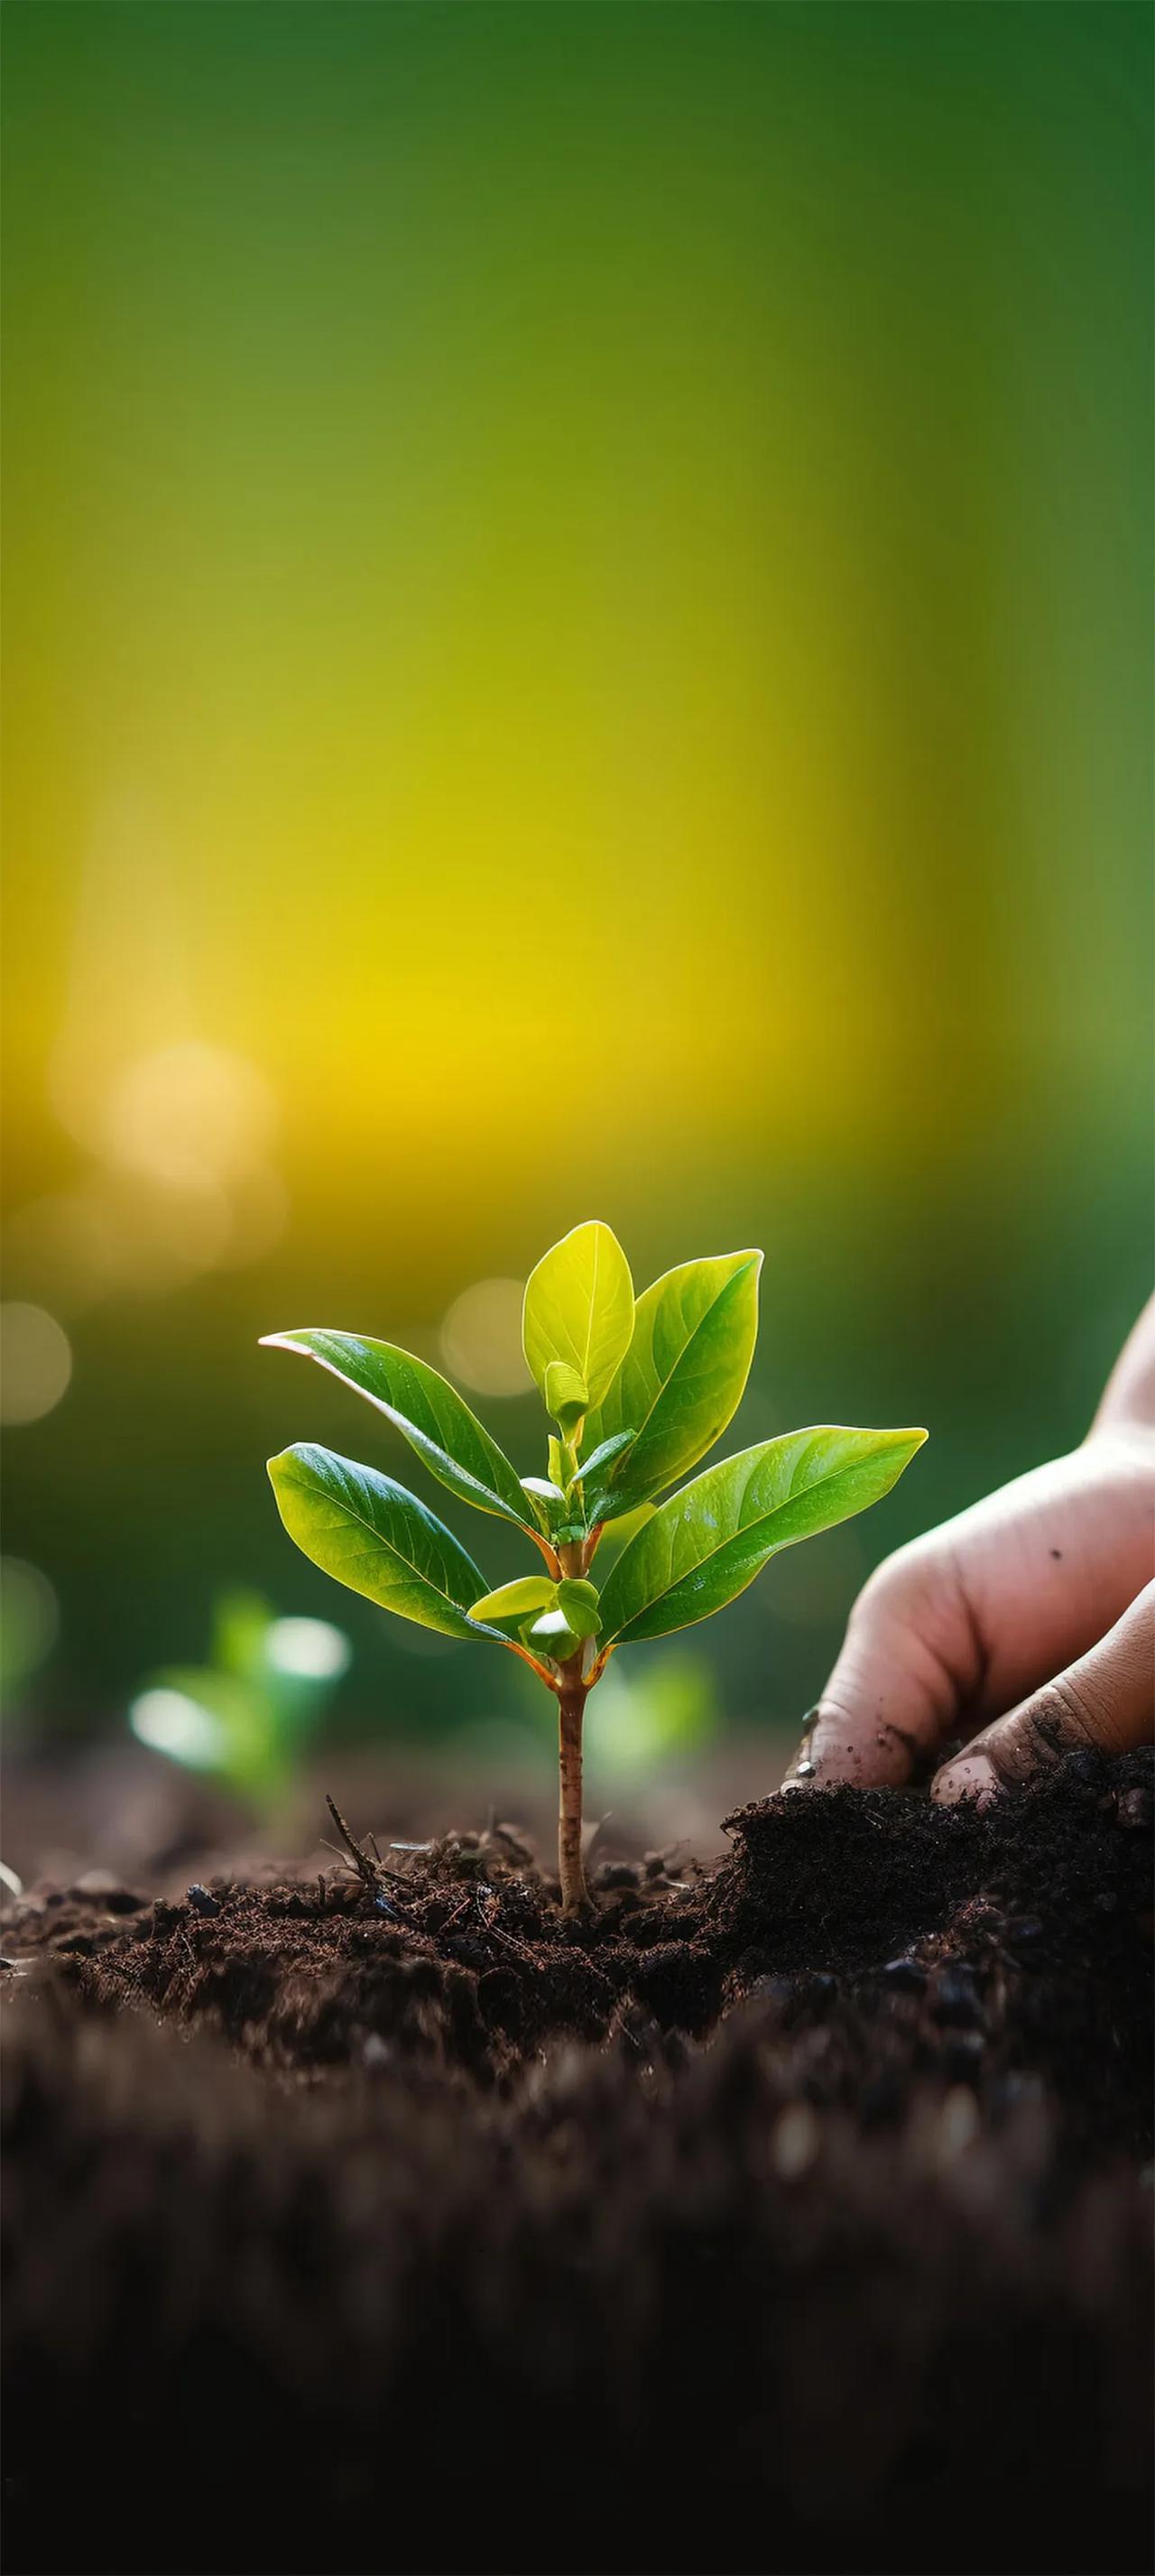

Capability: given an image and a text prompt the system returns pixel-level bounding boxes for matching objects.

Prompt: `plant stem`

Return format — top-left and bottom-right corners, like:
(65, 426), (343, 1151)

(557, 1671), (590, 1916)
(555, 1534), (591, 1915)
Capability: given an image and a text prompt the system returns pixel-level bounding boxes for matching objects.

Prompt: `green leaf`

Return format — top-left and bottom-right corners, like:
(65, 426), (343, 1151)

(470, 1576), (558, 1623)
(268, 1443), (505, 1641)
(592, 1500), (656, 1571)
(570, 1428), (636, 1497)
(555, 1578), (601, 1641)
(525, 1608), (583, 1659)
(260, 1330), (532, 1534)
(522, 1222), (634, 1420)
(597, 1426), (928, 1645)
(543, 1359), (588, 1428)
(581, 1250), (762, 1516)
(520, 1476), (568, 1535)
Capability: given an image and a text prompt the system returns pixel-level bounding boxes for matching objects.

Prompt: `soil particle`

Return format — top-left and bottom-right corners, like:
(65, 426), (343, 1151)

(2, 1747), (1151, 2576)
(1117, 1784), (1152, 1831)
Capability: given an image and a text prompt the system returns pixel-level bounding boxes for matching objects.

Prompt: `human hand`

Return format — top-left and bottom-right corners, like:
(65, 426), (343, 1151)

(785, 1299), (1155, 1806)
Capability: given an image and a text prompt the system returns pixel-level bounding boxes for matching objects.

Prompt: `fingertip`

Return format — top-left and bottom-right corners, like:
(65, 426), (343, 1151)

(931, 1751), (998, 1810)
(781, 1714), (856, 1789)
(806, 1709), (924, 1789)
(781, 1732), (874, 1791)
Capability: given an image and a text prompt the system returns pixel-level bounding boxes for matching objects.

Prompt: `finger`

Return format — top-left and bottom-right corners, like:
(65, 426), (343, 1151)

(783, 1541), (983, 1790)
(1091, 1293), (1155, 1438)
(931, 1580), (1155, 1807)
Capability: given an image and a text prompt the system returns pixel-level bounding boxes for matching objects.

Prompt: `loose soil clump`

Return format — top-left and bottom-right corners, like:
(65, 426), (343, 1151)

(4, 1748), (1151, 2575)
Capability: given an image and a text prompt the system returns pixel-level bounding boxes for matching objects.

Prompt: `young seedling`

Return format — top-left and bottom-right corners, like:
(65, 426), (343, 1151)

(263, 1223), (926, 1915)
(129, 1589), (351, 1809)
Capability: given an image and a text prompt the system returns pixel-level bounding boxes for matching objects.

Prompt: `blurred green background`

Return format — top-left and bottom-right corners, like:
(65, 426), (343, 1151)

(3, 2), (1151, 1802)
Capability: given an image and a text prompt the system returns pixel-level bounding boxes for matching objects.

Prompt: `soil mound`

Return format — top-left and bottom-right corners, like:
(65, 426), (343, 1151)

(3, 1749), (1151, 2574)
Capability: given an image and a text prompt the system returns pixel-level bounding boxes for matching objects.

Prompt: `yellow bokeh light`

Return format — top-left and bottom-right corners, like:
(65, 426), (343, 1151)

(439, 1278), (530, 1399)
(0, 1304), (73, 1425)
(98, 1042), (277, 1192)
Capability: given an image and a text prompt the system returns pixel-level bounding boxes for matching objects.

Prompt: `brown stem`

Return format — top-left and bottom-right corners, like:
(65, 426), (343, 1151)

(557, 1673), (590, 1916)
(526, 1527), (562, 1579)
(504, 1639), (559, 1688)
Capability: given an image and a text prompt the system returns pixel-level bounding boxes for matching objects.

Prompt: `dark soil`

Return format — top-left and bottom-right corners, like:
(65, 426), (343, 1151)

(4, 1747), (1152, 2576)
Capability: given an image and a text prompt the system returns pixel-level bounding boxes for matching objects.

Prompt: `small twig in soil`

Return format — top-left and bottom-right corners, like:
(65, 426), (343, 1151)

(476, 1905), (538, 1966)
(323, 1801), (419, 1909)
(325, 1795), (379, 1890)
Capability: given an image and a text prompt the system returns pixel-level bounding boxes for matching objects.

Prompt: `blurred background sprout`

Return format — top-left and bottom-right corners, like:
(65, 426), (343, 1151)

(583, 1651), (718, 1783)
(129, 1591), (351, 1809)
(0, 1557), (61, 1715)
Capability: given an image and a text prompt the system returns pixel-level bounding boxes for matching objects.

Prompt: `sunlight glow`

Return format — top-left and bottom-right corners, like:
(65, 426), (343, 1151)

(440, 1278), (530, 1399)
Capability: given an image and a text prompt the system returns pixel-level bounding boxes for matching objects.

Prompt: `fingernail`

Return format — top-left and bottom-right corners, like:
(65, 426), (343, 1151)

(781, 1710), (823, 1791)
(932, 1752), (998, 1809)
